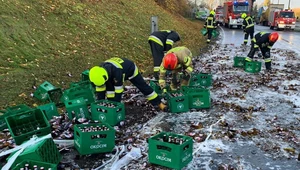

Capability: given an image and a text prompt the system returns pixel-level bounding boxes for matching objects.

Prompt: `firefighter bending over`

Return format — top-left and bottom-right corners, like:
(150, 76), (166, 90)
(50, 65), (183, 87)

(89, 57), (168, 111)
(246, 32), (279, 71)
(158, 46), (193, 92)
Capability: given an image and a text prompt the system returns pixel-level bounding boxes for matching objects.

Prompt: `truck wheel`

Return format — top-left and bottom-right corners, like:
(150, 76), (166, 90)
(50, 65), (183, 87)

(237, 25), (241, 29)
(229, 25), (233, 29)
(270, 26), (274, 30)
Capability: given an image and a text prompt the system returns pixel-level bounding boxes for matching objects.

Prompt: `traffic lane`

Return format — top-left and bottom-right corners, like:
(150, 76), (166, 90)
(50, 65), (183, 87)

(219, 25), (300, 54)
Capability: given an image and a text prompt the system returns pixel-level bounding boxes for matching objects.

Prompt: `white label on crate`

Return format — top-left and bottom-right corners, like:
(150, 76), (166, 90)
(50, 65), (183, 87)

(117, 113), (122, 120)
(193, 99), (204, 106)
(156, 155), (172, 162)
(99, 114), (106, 121)
(75, 139), (80, 148)
(182, 153), (191, 162)
(177, 103), (184, 110)
(90, 144), (107, 149)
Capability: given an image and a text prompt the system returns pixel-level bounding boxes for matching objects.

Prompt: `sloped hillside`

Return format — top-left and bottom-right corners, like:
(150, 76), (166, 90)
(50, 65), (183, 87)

(0, 0), (205, 108)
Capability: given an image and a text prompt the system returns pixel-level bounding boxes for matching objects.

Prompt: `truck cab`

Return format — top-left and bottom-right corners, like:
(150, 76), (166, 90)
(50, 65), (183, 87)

(269, 9), (296, 30)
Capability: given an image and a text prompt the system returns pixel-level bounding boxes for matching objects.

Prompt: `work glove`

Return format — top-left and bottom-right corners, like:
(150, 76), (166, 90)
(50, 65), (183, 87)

(257, 52), (263, 58)
(158, 102), (168, 112)
(158, 79), (166, 90)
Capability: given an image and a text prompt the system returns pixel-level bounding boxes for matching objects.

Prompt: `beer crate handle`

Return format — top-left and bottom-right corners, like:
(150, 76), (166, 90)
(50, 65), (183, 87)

(183, 143), (190, 151)
(96, 108), (108, 113)
(16, 113), (32, 120)
(176, 98), (185, 102)
(156, 145), (172, 152)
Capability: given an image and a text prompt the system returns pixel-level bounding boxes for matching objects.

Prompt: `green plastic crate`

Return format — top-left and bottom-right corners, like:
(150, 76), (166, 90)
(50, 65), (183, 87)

(189, 73), (212, 87)
(91, 100), (125, 126)
(150, 80), (162, 94)
(212, 29), (219, 38)
(0, 110), (7, 130)
(61, 83), (96, 105)
(233, 56), (245, 68)
(37, 103), (59, 120)
(6, 104), (32, 115)
(182, 86), (211, 109)
(13, 160), (57, 170)
(148, 132), (193, 170)
(11, 138), (61, 167)
(244, 61), (262, 73)
(65, 97), (90, 119)
(74, 122), (115, 155)
(81, 69), (90, 81)
(5, 109), (51, 145)
(166, 90), (189, 113)
(70, 80), (93, 88)
(47, 88), (63, 106)
(200, 28), (207, 35)
(33, 81), (57, 101)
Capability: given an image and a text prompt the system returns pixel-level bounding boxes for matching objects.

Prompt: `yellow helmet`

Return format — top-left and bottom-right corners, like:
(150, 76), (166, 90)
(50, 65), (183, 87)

(241, 13), (247, 19)
(89, 66), (108, 86)
(210, 10), (215, 16)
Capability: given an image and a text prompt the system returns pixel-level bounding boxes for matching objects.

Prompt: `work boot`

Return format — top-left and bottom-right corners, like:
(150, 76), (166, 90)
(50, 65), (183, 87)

(265, 62), (271, 70)
(158, 103), (168, 112)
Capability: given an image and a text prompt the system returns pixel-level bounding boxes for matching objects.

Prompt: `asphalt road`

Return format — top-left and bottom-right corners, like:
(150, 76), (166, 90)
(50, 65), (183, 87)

(219, 24), (300, 54)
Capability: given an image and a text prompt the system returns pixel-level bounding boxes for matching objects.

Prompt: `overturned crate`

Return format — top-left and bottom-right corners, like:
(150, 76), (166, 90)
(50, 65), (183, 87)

(90, 100), (125, 126)
(166, 90), (189, 113)
(33, 81), (63, 106)
(148, 132), (193, 170)
(5, 109), (51, 145)
(182, 86), (211, 109)
(74, 122), (115, 155)
(10, 138), (61, 167)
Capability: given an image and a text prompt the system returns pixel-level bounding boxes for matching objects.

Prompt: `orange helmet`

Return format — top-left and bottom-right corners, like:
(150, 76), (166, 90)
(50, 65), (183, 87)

(163, 53), (178, 70)
(269, 32), (279, 43)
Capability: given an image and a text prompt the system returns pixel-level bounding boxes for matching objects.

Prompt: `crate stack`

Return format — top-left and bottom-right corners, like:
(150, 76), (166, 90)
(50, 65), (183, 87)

(233, 56), (262, 73)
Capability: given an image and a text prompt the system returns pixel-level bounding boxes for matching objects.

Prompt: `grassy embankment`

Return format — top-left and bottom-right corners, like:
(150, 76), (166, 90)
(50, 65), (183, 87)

(0, 0), (206, 109)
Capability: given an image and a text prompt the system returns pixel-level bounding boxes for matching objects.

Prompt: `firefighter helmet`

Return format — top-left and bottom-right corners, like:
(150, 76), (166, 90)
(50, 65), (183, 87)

(89, 66), (108, 86)
(269, 32), (279, 43)
(163, 53), (178, 70)
(241, 13), (247, 19)
(210, 10), (215, 16)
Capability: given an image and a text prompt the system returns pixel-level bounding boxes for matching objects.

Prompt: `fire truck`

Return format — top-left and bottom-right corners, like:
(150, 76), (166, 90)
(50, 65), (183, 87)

(215, 6), (224, 26)
(269, 8), (296, 30)
(223, 0), (251, 29)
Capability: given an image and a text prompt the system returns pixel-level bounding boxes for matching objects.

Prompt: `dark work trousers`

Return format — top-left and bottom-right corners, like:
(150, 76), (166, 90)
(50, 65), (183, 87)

(244, 31), (254, 45)
(149, 41), (164, 78)
(130, 73), (161, 106)
(207, 28), (214, 41)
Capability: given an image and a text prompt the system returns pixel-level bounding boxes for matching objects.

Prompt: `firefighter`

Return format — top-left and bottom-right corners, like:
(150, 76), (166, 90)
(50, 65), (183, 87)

(158, 46), (193, 92)
(204, 11), (217, 44)
(89, 57), (167, 111)
(241, 13), (254, 45)
(148, 30), (181, 80)
(246, 32), (279, 71)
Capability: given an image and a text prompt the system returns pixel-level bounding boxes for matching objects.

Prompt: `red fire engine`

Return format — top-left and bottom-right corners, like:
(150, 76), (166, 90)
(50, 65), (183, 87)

(215, 6), (224, 26)
(269, 9), (296, 30)
(223, 0), (252, 29)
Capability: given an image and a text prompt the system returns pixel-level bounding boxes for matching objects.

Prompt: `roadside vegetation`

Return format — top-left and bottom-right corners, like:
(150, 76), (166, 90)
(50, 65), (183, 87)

(0, 0), (206, 109)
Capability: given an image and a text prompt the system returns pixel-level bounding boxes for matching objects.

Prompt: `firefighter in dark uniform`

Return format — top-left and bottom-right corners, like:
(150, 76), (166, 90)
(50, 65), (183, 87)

(89, 57), (167, 111)
(204, 11), (217, 44)
(241, 13), (255, 45)
(246, 32), (279, 71)
(148, 30), (181, 80)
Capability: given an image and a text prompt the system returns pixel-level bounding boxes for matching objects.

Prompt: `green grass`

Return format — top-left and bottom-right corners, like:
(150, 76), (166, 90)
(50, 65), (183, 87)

(0, 0), (206, 109)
